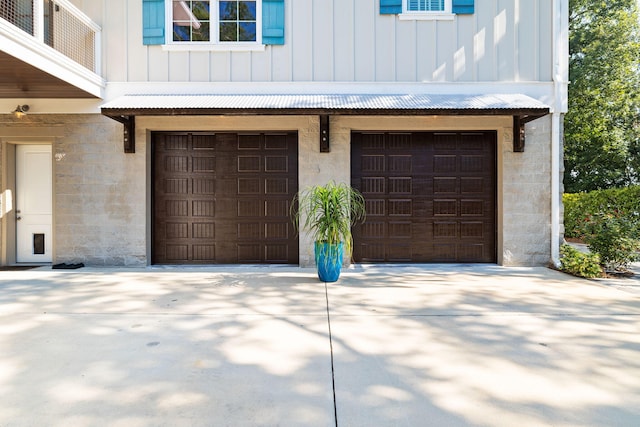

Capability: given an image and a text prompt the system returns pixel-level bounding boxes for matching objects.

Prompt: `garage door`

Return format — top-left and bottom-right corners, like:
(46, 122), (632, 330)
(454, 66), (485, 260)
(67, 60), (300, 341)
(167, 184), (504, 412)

(153, 132), (298, 264)
(351, 131), (496, 263)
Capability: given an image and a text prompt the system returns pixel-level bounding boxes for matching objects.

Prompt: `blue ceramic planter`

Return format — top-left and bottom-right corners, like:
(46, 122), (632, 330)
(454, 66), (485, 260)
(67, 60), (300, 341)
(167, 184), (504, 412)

(315, 241), (344, 283)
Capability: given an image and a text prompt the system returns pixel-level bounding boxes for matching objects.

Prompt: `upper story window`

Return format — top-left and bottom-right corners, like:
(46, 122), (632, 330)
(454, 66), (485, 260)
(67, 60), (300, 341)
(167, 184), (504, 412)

(171, 1), (259, 44)
(144, 0), (284, 48)
(380, 0), (473, 18)
(406, 0), (449, 13)
(401, 0), (454, 20)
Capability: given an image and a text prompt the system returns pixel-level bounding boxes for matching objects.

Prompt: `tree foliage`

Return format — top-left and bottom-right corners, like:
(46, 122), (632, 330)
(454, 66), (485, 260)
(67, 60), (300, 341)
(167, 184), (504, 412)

(565, 0), (640, 192)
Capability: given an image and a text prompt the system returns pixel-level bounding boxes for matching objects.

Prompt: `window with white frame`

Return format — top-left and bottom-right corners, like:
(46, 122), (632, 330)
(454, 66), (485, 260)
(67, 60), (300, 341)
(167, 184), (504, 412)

(171, 1), (260, 43)
(405, 0), (451, 14)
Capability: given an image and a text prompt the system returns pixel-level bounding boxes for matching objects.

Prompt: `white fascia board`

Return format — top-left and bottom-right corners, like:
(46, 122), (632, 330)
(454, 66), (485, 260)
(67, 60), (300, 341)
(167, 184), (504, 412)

(104, 81), (558, 111)
(0, 20), (104, 98)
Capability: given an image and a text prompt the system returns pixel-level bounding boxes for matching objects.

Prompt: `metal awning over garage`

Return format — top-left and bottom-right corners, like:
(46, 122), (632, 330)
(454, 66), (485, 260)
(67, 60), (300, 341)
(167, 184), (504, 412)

(101, 93), (550, 153)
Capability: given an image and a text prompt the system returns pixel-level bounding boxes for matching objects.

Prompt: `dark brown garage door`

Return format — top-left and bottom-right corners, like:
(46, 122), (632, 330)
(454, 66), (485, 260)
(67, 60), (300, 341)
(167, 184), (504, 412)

(351, 131), (496, 263)
(153, 132), (298, 264)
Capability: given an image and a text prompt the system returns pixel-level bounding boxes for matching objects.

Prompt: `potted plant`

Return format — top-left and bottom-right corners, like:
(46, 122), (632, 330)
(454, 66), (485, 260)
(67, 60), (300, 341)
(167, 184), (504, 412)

(292, 181), (366, 282)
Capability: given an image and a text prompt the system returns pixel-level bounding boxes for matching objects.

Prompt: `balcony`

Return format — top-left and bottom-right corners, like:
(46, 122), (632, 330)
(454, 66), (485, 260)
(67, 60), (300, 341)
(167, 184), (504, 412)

(0, 0), (103, 99)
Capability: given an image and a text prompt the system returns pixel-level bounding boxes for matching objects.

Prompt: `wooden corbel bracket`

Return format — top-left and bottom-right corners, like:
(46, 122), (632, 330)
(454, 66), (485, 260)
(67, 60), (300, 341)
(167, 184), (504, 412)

(320, 115), (330, 152)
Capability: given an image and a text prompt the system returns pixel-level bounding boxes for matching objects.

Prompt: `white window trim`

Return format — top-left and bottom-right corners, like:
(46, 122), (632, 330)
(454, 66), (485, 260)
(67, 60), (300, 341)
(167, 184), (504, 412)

(164, 0), (263, 48)
(162, 43), (266, 52)
(399, 0), (454, 20)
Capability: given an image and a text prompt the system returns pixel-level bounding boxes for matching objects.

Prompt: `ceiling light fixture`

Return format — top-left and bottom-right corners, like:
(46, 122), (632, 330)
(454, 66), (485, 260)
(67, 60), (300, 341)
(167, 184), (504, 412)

(12, 104), (29, 118)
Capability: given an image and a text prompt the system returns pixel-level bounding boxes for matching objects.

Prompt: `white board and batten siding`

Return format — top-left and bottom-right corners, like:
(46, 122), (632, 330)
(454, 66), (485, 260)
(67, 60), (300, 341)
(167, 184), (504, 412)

(88, 0), (553, 85)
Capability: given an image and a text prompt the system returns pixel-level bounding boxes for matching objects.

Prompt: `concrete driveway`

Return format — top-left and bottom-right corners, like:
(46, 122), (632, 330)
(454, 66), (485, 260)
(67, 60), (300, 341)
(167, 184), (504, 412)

(0, 265), (639, 427)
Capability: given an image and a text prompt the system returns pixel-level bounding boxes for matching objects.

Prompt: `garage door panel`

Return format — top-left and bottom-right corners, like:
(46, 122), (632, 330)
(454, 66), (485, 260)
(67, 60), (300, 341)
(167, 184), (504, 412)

(165, 155), (189, 172)
(238, 134), (261, 150)
(460, 222), (484, 239)
(193, 222), (215, 239)
(265, 222), (290, 239)
(432, 243), (457, 262)
(265, 134), (289, 150)
(434, 222), (457, 238)
(389, 221), (411, 238)
(459, 244), (485, 262)
(237, 178), (262, 195)
(362, 155), (385, 173)
(153, 132), (298, 264)
(352, 131), (496, 263)
(166, 222), (189, 239)
(461, 155), (485, 172)
(358, 243), (386, 262)
(193, 178), (216, 195)
(238, 199), (263, 217)
(365, 199), (386, 216)
(265, 178), (290, 194)
(360, 222), (385, 238)
(433, 177), (457, 194)
(192, 134), (216, 150)
(389, 177), (411, 194)
(361, 177), (385, 194)
(193, 245), (216, 261)
(265, 199), (290, 217)
(238, 244), (262, 263)
(265, 244), (290, 263)
(215, 177), (237, 195)
(388, 199), (412, 216)
(164, 135), (188, 150)
(166, 245), (189, 262)
(238, 156), (261, 173)
(387, 133), (412, 149)
(265, 155), (289, 172)
(460, 177), (484, 193)
(388, 244), (412, 262)
(192, 200), (215, 217)
(434, 155), (457, 173)
(388, 155), (412, 173)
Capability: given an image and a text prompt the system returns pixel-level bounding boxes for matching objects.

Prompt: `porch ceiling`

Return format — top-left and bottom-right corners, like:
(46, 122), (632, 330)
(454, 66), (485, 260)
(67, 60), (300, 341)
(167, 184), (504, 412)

(0, 51), (97, 99)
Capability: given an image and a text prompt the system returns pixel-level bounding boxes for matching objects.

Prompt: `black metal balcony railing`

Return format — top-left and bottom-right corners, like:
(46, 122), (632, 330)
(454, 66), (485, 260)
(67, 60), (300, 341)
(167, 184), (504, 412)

(0, 0), (100, 73)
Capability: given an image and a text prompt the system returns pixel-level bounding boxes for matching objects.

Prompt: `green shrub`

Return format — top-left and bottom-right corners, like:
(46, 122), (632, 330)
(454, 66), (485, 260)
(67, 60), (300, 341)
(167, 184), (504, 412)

(578, 211), (640, 271)
(563, 186), (640, 238)
(559, 244), (603, 278)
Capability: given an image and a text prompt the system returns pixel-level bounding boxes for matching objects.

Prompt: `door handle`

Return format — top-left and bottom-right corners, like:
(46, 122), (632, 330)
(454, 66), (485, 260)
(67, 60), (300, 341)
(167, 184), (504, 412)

(16, 216), (21, 221)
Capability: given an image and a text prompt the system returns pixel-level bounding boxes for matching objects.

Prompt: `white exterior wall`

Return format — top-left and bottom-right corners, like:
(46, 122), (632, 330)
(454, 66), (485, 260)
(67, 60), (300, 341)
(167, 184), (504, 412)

(81, 0), (554, 85)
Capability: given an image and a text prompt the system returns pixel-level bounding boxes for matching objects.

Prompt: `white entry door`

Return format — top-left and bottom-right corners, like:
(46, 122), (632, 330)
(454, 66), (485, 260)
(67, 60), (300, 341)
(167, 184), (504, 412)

(16, 145), (53, 263)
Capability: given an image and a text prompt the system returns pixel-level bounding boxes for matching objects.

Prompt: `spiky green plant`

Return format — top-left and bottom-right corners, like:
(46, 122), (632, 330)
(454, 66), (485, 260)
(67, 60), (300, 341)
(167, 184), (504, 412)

(291, 181), (366, 257)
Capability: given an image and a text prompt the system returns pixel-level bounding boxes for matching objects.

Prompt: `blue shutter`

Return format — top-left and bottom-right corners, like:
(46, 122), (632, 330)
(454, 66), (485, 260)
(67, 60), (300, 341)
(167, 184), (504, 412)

(143, 0), (165, 45)
(452, 0), (474, 14)
(380, 0), (402, 14)
(263, 0), (285, 45)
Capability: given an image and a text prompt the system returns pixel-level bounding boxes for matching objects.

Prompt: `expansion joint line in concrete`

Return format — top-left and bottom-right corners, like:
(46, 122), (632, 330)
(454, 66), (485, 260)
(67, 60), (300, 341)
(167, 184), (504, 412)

(324, 282), (339, 427)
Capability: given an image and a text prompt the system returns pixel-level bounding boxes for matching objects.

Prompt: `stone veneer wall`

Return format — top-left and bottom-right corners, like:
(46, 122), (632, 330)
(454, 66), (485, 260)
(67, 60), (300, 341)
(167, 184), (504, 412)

(0, 114), (146, 266)
(501, 115), (553, 266)
(0, 114), (555, 266)
(54, 115), (147, 265)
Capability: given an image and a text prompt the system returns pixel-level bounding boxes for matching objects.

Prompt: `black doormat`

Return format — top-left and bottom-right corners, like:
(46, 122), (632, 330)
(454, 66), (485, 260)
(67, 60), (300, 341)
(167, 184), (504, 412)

(0, 266), (40, 271)
(52, 263), (85, 270)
